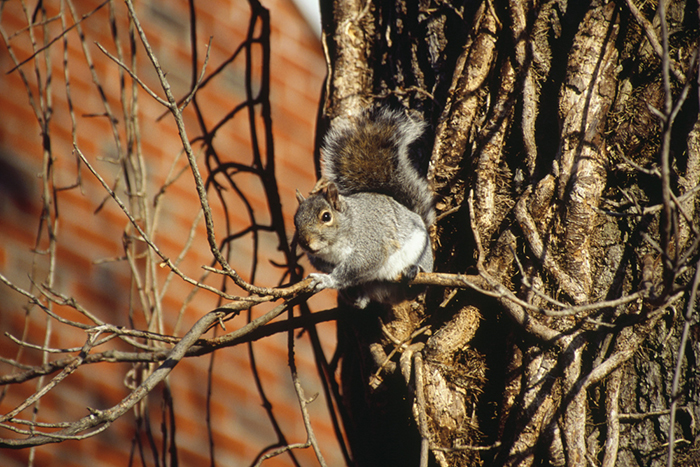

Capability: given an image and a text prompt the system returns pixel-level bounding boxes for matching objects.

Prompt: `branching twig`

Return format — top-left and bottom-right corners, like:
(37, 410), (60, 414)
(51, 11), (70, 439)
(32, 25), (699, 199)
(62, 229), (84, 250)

(667, 256), (700, 467)
(624, 0), (685, 82)
(122, 0), (279, 297)
(75, 145), (258, 301)
(0, 299), (277, 448)
(1, 327), (106, 423)
(286, 304), (328, 466)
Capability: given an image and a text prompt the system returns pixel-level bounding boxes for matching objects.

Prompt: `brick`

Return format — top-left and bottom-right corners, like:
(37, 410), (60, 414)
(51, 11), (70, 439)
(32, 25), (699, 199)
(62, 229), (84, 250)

(0, 1), (340, 465)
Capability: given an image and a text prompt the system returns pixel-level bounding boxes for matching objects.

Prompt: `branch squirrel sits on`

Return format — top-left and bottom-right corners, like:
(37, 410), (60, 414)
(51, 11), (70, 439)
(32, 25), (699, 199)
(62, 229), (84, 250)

(294, 107), (434, 309)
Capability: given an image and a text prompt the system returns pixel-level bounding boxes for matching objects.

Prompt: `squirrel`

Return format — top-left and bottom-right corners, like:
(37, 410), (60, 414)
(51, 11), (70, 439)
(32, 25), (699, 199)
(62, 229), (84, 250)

(294, 107), (434, 309)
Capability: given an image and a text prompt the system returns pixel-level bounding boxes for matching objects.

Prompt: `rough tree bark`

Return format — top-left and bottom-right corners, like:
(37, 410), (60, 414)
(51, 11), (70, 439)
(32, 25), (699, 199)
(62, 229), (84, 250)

(320, 1), (700, 466)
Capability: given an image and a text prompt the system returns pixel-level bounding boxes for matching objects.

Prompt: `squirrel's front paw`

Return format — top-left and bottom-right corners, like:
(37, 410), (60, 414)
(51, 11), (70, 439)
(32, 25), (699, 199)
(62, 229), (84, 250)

(308, 273), (337, 292)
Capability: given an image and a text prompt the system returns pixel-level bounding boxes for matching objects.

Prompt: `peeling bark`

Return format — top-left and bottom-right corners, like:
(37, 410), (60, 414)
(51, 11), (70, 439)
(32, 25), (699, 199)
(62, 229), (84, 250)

(323, 1), (700, 466)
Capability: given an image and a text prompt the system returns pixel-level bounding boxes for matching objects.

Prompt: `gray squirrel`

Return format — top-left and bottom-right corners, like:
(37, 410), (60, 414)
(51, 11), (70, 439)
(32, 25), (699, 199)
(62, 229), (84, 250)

(294, 107), (434, 309)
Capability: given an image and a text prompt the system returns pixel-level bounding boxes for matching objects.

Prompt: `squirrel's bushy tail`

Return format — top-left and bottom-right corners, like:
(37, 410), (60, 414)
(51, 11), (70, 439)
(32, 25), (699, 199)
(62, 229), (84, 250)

(321, 107), (435, 227)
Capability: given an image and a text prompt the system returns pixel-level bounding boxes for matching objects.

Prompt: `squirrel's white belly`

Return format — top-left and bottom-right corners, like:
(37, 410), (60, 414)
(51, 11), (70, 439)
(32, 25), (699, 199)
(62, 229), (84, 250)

(373, 227), (429, 280)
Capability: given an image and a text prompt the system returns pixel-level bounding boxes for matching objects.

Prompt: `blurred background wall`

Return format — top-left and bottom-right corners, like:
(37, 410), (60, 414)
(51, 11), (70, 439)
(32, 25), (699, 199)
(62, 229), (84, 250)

(0, 0), (340, 465)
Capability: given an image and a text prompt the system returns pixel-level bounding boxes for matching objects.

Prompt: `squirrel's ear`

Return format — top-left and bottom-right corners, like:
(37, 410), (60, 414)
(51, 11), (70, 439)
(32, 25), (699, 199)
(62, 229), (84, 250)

(311, 176), (329, 194)
(295, 189), (305, 204)
(325, 182), (344, 211)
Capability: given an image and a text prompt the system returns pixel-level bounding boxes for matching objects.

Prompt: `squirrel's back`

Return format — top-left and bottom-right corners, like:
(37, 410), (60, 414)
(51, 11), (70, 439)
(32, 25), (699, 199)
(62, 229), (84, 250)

(321, 107), (435, 227)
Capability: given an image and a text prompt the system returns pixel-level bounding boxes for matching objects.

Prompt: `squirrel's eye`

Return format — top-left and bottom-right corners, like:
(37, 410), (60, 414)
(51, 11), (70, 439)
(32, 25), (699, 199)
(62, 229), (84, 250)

(321, 211), (332, 223)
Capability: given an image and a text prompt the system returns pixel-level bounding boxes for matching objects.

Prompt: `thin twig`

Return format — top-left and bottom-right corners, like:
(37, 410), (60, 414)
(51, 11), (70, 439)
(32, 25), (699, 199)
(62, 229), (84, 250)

(413, 352), (431, 467)
(94, 41), (168, 106)
(0, 327), (105, 423)
(0, 300), (259, 447)
(6, 0), (110, 74)
(624, 0), (684, 82)
(667, 256), (700, 467)
(75, 145), (255, 301)
(122, 0), (278, 297)
(286, 305), (328, 467)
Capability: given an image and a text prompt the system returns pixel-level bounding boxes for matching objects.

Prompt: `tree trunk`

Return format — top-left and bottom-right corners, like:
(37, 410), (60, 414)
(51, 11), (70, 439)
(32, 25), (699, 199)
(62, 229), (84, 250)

(322, 1), (700, 466)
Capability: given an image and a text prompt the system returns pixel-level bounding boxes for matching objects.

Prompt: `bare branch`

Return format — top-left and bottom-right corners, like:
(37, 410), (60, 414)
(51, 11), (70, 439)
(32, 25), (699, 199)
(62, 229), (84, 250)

(0, 298), (283, 448)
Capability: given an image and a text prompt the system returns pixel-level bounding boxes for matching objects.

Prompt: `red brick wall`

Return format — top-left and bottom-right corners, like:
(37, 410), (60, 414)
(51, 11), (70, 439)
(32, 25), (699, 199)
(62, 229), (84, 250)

(0, 1), (340, 465)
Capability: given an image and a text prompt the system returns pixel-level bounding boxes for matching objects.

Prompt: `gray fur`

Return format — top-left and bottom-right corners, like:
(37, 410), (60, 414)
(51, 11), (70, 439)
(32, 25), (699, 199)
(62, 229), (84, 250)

(294, 107), (434, 308)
